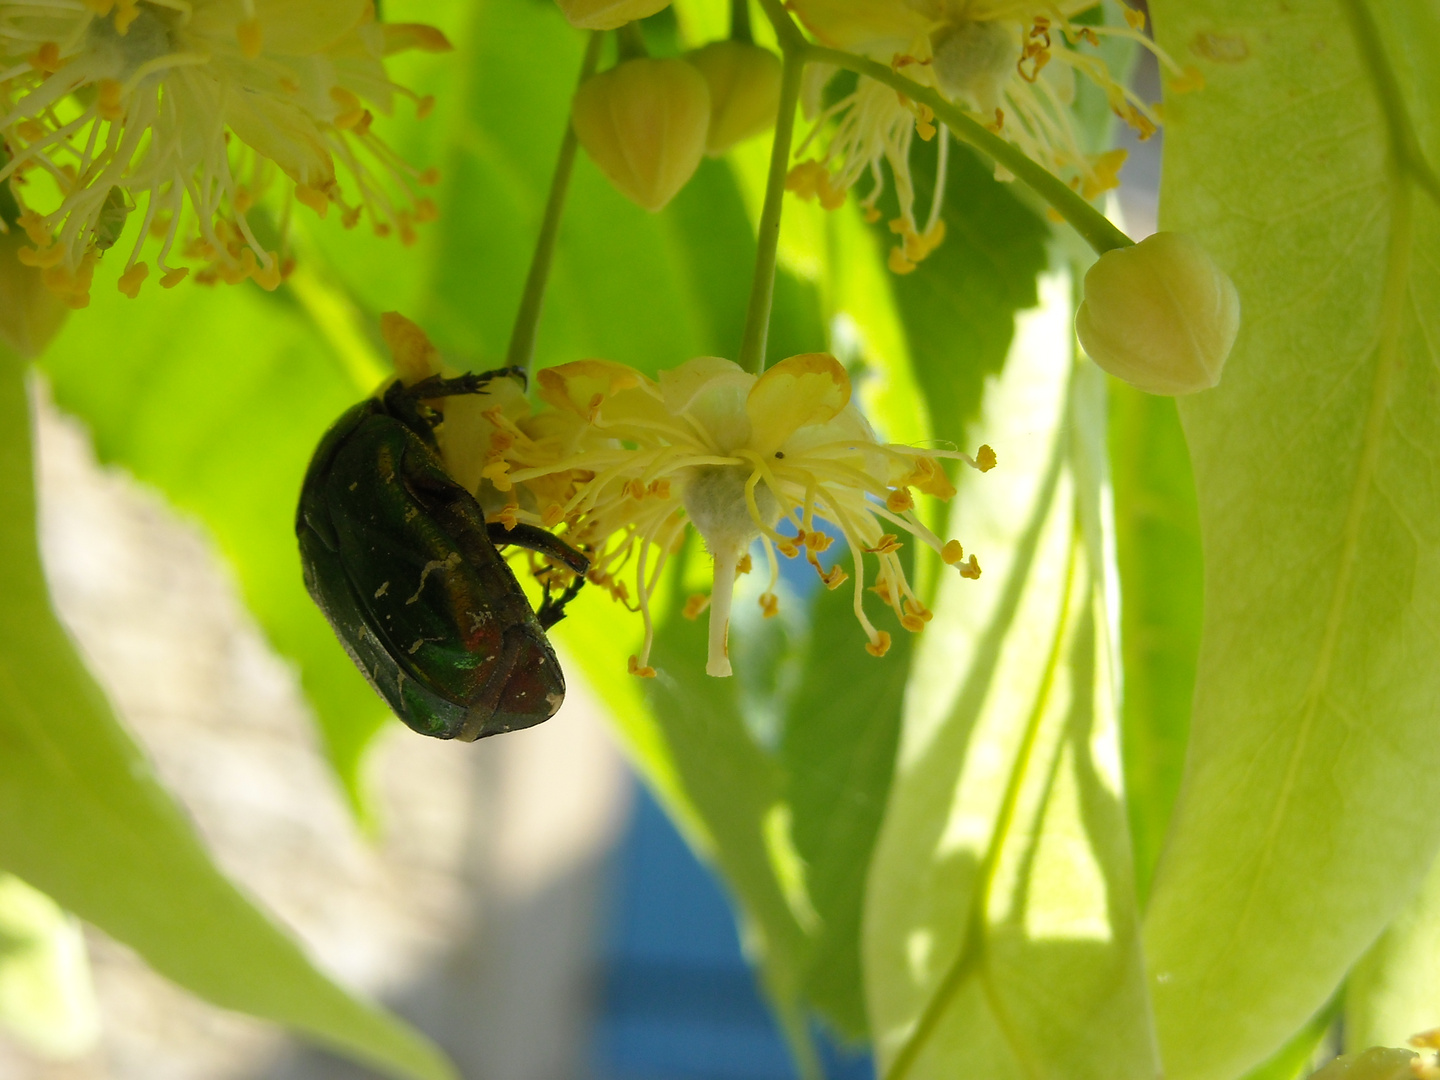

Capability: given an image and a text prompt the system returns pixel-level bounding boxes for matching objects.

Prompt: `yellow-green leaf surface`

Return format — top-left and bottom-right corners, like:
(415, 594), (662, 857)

(1346, 848), (1440, 1052)
(0, 874), (97, 1059)
(0, 353), (453, 1080)
(863, 270), (1155, 1080)
(1108, 387), (1201, 904)
(1144, 3), (1440, 1077)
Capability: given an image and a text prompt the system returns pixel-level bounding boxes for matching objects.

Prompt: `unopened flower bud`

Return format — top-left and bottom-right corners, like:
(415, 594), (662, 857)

(572, 58), (711, 213)
(554, 0), (670, 30)
(1075, 231), (1240, 396)
(684, 41), (782, 155)
(0, 230), (68, 358)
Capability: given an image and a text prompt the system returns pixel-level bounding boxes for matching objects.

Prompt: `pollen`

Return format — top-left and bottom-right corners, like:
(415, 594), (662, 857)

(628, 655), (657, 678)
(865, 534), (903, 556)
(941, 540), (965, 565)
(865, 631), (892, 658)
(959, 555), (982, 579)
(29, 42), (61, 73)
(161, 268), (190, 288)
(759, 593), (779, 619)
(683, 594), (711, 620)
(295, 185), (331, 217)
(886, 487), (915, 513)
(117, 262), (149, 298)
(975, 444), (997, 471)
(96, 79), (125, 121)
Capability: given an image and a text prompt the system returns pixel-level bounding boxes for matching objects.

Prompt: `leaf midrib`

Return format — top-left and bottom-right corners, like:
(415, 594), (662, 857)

(1211, 0), (1432, 981)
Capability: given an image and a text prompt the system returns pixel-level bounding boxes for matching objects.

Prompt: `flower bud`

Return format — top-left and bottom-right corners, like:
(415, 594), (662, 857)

(572, 58), (711, 212)
(554, 0), (670, 30)
(1075, 231), (1240, 396)
(684, 41), (782, 155)
(0, 230), (67, 359)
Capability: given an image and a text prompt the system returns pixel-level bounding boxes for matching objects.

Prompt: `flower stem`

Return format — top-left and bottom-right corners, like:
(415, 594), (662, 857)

(736, 37), (804, 374)
(730, 0), (753, 45)
(801, 43), (1133, 255)
(504, 29), (605, 374)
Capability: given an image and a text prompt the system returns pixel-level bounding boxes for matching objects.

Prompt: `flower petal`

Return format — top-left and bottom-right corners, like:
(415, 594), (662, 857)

(190, 0), (369, 56)
(787, 0), (929, 54)
(537, 359), (647, 419)
(745, 352), (851, 456)
(223, 88), (334, 187)
(659, 356), (753, 454)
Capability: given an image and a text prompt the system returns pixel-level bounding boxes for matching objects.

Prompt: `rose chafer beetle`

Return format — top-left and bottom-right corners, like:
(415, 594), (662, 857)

(297, 369), (589, 741)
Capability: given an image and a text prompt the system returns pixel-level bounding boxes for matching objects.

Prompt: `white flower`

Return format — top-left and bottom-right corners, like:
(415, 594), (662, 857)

(459, 353), (992, 678)
(786, 0), (1202, 273)
(0, 0), (449, 306)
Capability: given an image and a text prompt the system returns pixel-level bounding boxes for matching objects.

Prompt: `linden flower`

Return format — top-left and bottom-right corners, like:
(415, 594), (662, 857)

(0, 0), (450, 307)
(467, 353), (992, 679)
(786, 0), (1201, 273)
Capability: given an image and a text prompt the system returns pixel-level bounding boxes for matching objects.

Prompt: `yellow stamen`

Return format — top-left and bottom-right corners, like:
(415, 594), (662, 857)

(97, 79), (125, 121)
(628, 655), (657, 678)
(865, 631), (891, 658)
(683, 593), (710, 620)
(117, 262), (148, 298)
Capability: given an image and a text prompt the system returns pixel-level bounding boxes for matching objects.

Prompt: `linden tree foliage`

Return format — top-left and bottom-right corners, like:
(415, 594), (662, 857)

(1144, 2), (1440, 1078)
(0, 348), (454, 1080)
(5, 0), (1440, 1077)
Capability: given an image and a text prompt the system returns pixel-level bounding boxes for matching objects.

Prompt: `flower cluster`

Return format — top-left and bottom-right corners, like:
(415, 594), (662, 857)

(0, 0), (449, 307)
(786, 0), (1200, 273)
(418, 338), (992, 679)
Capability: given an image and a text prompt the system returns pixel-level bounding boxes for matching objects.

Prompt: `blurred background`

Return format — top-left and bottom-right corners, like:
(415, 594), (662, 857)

(0, 386), (873, 1080)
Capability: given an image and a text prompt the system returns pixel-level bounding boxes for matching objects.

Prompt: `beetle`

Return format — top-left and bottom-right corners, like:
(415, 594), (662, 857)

(296, 368), (590, 741)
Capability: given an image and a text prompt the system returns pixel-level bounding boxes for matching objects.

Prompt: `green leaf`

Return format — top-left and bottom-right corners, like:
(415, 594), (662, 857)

(39, 281), (388, 812)
(0, 351), (453, 1080)
(780, 570), (914, 1042)
(1240, 994), (1342, 1080)
(1143, 2), (1440, 1077)
(1107, 385), (1202, 904)
(863, 271), (1155, 1079)
(869, 137), (1049, 448)
(0, 874), (97, 1058)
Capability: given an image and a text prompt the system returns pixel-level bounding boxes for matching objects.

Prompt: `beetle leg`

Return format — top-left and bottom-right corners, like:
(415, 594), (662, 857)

(402, 368), (528, 402)
(535, 574), (586, 630)
(486, 522), (590, 577)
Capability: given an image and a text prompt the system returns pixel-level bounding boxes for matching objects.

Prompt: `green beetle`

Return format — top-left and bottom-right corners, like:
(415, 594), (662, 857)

(296, 369), (589, 741)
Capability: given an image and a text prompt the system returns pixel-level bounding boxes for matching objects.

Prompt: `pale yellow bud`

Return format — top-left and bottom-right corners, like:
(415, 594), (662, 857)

(572, 59), (710, 212)
(1075, 231), (1240, 396)
(0, 230), (67, 359)
(554, 0), (670, 30)
(684, 41), (782, 155)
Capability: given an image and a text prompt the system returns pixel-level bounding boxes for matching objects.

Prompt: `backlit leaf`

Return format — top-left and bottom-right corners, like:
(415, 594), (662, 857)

(1143, 2), (1440, 1076)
